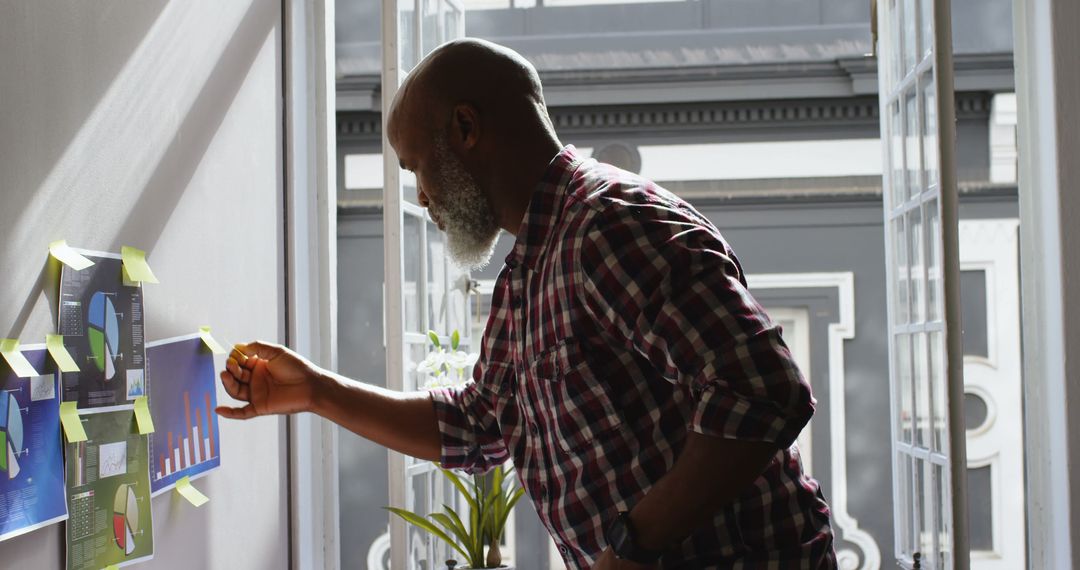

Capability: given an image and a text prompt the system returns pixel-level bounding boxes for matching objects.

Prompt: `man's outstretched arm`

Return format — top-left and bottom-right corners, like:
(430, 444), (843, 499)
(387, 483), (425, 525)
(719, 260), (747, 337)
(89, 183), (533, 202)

(217, 341), (442, 461)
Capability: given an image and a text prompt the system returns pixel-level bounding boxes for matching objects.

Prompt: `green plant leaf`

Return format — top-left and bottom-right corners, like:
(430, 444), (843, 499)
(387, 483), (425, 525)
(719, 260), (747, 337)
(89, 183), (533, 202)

(428, 330), (441, 348)
(443, 505), (483, 565)
(429, 513), (477, 565)
(384, 507), (460, 554)
(451, 329), (460, 351)
(440, 468), (479, 512)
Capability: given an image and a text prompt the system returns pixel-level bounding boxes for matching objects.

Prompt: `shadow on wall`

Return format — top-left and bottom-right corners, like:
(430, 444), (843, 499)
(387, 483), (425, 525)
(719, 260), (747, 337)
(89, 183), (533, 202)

(0, 0), (278, 342)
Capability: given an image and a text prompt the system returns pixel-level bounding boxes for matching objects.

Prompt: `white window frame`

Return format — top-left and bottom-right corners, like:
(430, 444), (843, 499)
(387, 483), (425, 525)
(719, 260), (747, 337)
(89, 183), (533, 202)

(284, 0), (341, 568)
(1012, 0), (1080, 567)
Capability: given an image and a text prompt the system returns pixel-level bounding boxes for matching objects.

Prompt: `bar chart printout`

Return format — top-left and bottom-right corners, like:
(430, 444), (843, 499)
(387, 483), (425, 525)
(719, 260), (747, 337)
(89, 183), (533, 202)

(145, 335), (221, 496)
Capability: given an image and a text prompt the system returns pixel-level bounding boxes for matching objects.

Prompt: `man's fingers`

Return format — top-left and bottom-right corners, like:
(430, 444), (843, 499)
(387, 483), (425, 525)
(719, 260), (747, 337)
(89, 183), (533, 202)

(215, 404), (258, 420)
(233, 341), (285, 368)
(220, 370), (250, 401)
(226, 357), (245, 379)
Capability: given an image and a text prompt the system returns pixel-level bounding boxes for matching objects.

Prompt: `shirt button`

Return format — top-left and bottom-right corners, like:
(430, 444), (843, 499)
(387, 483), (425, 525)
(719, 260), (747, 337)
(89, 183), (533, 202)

(558, 545), (568, 555)
(530, 423), (539, 435)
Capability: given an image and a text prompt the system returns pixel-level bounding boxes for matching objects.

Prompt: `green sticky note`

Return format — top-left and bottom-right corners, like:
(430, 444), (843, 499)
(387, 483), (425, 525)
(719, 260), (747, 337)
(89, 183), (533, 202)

(105, 565), (119, 570)
(198, 326), (227, 355)
(48, 240), (94, 271)
(120, 246), (159, 284)
(133, 396), (154, 435)
(59, 402), (87, 442)
(0, 339), (40, 378)
(46, 334), (80, 373)
(0, 430), (6, 471)
(176, 476), (209, 507)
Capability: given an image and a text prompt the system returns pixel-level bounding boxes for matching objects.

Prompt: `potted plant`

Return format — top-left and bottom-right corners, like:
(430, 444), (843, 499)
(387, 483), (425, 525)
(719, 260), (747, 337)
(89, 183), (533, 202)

(387, 330), (524, 569)
(386, 463), (525, 569)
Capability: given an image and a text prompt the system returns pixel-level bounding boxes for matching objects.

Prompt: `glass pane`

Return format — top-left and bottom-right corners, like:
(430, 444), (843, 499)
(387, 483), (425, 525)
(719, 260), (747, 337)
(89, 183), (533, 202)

(408, 472), (431, 570)
(938, 462), (953, 569)
(890, 102), (906, 208)
(908, 207), (925, 324)
(896, 333), (914, 443)
(403, 169), (420, 206)
(898, 453), (914, 557)
(890, 0), (903, 88)
(921, 460), (938, 564)
(926, 199), (942, 322)
(922, 75), (939, 190)
(914, 332), (932, 447)
(446, 258), (471, 342)
(409, 341), (430, 389)
(404, 213), (424, 333)
(920, 0), (933, 59)
(444, 0), (464, 39)
(893, 218), (910, 325)
(903, 0), (917, 73)
(913, 457), (928, 563)
(967, 465), (994, 551)
(930, 330), (948, 452)
(427, 219), (448, 334)
(399, 0), (418, 74)
(422, 0), (439, 55)
(906, 90), (922, 199)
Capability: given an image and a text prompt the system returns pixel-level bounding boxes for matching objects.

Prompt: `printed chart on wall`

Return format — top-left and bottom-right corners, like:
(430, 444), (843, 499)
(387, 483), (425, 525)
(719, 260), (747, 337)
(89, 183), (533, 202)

(0, 346), (68, 542)
(65, 410), (153, 570)
(58, 250), (145, 410)
(146, 334), (221, 496)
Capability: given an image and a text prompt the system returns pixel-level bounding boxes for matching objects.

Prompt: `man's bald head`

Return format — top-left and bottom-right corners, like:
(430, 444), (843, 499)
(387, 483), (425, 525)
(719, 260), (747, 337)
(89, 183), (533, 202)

(387, 38), (551, 146)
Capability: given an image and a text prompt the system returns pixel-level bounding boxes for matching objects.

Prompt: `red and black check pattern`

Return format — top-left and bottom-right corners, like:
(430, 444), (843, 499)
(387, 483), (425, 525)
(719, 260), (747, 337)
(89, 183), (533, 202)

(431, 147), (836, 569)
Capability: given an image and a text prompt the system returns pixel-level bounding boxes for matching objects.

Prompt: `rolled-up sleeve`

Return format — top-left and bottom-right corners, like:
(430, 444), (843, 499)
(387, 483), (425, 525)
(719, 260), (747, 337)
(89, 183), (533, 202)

(576, 203), (814, 449)
(429, 366), (509, 474)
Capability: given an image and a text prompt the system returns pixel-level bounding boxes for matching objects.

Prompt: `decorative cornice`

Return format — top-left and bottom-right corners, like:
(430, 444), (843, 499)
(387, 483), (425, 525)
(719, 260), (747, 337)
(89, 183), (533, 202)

(337, 92), (992, 147)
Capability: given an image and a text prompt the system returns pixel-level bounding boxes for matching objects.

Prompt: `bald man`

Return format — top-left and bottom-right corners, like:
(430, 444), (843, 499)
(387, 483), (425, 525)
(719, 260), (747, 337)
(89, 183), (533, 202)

(219, 38), (836, 569)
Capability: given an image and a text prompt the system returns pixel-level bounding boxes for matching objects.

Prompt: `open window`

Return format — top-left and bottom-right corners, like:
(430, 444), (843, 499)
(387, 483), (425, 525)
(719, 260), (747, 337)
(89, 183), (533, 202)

(876, 0), (968, 566)
(380, 0), (470, 567)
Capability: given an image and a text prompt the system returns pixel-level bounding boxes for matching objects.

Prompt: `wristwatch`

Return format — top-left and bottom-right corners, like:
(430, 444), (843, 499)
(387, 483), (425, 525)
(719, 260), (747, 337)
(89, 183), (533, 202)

(604, 511), (662, 564)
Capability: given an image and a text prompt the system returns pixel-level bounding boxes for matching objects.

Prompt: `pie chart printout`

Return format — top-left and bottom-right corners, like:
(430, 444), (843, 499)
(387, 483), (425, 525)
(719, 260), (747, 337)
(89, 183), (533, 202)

(0, 391), (24, 479)
(0, 347), (67, 543)
(58, 251), (146, 409)
(112, 484), (139, 555)
(88, 293), (120, 381)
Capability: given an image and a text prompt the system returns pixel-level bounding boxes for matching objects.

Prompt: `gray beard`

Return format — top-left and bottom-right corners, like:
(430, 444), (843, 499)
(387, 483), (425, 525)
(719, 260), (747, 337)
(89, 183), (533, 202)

(429, 136), (501, 270)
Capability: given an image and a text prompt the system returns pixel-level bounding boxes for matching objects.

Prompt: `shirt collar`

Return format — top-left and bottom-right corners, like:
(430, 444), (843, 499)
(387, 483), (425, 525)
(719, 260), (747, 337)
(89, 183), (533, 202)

(504, 145), (584, 271)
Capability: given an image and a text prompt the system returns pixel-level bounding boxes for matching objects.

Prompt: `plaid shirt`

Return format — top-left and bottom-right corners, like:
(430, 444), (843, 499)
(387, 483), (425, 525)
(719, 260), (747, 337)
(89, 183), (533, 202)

(431, 146), (835, 569)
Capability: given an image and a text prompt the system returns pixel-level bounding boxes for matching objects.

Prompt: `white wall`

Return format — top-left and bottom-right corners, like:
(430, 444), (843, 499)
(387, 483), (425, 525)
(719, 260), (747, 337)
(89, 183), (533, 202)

(0, 1), (290, 568)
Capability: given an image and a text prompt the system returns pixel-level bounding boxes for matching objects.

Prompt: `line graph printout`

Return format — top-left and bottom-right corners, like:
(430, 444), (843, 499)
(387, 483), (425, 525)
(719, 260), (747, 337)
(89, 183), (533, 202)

(59, 250), (145, 411)
(146, 334), (221, 496)
(65, 410), (153, 570)
(0, 346), (67, 542)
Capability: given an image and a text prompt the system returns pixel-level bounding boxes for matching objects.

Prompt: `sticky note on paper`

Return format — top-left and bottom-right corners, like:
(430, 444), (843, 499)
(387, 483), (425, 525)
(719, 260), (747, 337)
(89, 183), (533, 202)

(59, 402), (87, 442)
(133, 396), (155, 434)
(105, 565), (119, 570)
(45, 334), (80, 372)
(199, 327), (227, 354)
(176, 476), (209, 507)
(121, 246), (159, 284)
(0, 339), (39, 378)
(49, 240), (95, 271)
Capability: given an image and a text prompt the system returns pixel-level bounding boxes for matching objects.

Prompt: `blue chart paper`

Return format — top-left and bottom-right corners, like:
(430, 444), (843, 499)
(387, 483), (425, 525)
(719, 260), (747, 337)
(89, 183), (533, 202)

(146, 335), (221, 496)
(0, 345), (68, 542)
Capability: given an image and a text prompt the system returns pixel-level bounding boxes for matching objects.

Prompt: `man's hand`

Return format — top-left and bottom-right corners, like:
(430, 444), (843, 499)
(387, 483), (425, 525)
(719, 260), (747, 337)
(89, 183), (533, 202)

(591, 548), (658, 570)
(216, 341), (322, 420)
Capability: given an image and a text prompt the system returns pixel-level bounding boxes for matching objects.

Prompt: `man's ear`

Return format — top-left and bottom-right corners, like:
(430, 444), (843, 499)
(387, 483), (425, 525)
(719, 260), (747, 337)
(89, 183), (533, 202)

(449, 103), (480, 151)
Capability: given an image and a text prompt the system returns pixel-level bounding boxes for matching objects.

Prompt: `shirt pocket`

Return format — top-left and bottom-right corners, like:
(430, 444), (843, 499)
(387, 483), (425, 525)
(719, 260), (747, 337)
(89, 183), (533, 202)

(530, 339), (625, 454)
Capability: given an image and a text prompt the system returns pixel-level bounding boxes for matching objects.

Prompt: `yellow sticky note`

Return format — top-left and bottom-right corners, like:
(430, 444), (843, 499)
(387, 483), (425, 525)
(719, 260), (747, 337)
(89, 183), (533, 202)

(105, 566), (119, 570)
(48, 240), (94, 271)
(0, 339), (39, 378)
(133, 396), (154, 434)
(120, 246), (159, 284)
(59, 402), (87, 442)
(46, 334), (80, 373)
(198, 326), (227, 355)
(176, 476), (209, 507)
